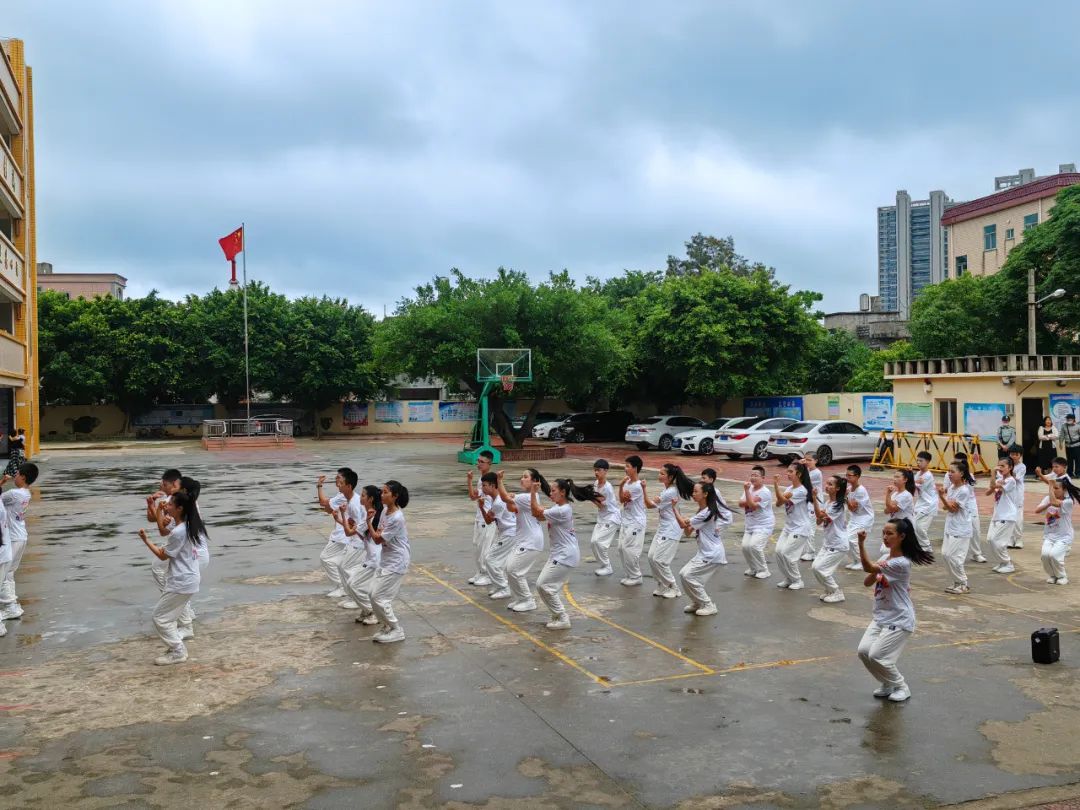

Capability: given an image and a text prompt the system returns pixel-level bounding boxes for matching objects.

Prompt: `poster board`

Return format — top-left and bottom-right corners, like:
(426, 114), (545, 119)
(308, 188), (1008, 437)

(963, 402), (1007, 440)
(827, 396), (840, 418)
(342, 402), (369, 427)
(862, 395), (894, 430)
(408, 401), (434, 423)
(895, 402), (932, 433)
(375, 401), (403, 423)
(744, 396), (803, 420)
(438, 401), (479, 422)
(1049, 393), (1080, 432)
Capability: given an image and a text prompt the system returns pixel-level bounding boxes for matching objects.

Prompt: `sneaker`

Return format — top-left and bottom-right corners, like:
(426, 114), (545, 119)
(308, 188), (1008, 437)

(743, 569), (755, 577)
(659, 587), (679, 599)
(945, 584), (971, 594)
(991, 564), (1003, 573)
(326, 588), (346, 598)
(972, 555), (988, 563)
(178, 625), (195, 640)
(683, 603), (699, 614)
(652, 588), (667, 597)
(373, 626), (406, 643)
(620, 577), (643, 587)
(787, 581), (805, 591)
(996, 564), (1016, 574)
(1047, 577), (1058, 584)
(472, 576), (493, 587)
(154, 647), (189, 666)
(694, 603), (718, 616)
(1056, 577), (1069, 586)
(754, 570), (771, 580)
(1012, 542), (1025, 549)
(356, 613), (379, 625)
(509, 600), (537, 612)
(800, 553), (816, 562)
(467, 575), (479, 585)
(844, 562), (862, 570)
(545, 615), (572, 630)
(595, 565), (613, 577)
(338, 600), (361, 609)
(0, 621), (6, 638)
(873, 683), (894, 698)
(776, 580), (790, 589)
(0, 603), (23, 620)
(822, 591), (845, 604)
(488, 588), (512, 600)
(887, 684), (911, 702)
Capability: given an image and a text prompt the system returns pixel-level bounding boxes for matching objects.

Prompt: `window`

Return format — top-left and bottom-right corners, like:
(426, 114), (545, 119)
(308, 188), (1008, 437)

(955, 255), (968, 276)
(1024, 213), (1039, 231)
(1006, 228), (1015, 240)
(983, 225), (997, 251)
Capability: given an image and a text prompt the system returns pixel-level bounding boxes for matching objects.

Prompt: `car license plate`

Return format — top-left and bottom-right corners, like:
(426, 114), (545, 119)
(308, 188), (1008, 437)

(716, 435), (729, 441)
(775, 439), (788, 445)
(672, 439), (682, 447)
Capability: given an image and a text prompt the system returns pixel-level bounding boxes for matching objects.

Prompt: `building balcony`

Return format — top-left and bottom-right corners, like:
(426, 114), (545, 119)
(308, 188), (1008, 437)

(0, 46), (21, 136)
(886, 354), (1080, 379)
(0, 330), (25, 379)
(0, 137), (23, 219)
(0, 230), (24, 301)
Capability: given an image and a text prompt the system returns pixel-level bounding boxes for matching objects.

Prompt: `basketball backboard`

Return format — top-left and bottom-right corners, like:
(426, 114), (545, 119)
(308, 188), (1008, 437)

(476, 348), (532, 383)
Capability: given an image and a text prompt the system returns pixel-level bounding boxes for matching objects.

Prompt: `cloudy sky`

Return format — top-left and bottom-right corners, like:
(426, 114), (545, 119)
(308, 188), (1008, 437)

(7, 1), (1079, 316)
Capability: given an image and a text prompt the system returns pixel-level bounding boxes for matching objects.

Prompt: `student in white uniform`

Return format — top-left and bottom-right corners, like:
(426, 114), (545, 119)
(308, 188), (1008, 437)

(811, 474), (850, 603)
(0, 483), (8, 637)
(675, 482), (732, 616)
(316, 468), (360, 598)
(1036, 475), (1077, 585)
(954, 452), (987, 563)
(740, 465), (775, 579)
(480, 472), (518, 600)
(937, 461), (976, 594)
(1008, 446), (1027, 549)
(773, 463), (814, 590)
(531, 478), (601, 629)
(589, 460), (622, 576)
(145, 468), (182, 593)
(799, 453), (824, 561)
(882, 470), (916, 556)
(137, 491), (206, 665)
(855, 518), (934, 702)
(844, 466), (876, 570)
(174, 476), (206, 638)
(341, 485), (382, 624)
(496, 468), (550, 612)
(466, 450), (496, 587)
(616, 456), (648, 587)
(985, 457), (1019, 574)
(912, 451), (937, 553)
(645, 463), (695, 598)
(366, 480), (411, 643)
(0, 462), (38, 622)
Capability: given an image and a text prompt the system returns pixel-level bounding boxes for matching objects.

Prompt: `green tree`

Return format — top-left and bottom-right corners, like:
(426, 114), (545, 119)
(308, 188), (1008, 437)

(665, 233), (775, 279)
(37, 291), (112, 405)
(846, 340), (921, 392)
(803, 329), (872, 393)
(908, 275), (1009, 357)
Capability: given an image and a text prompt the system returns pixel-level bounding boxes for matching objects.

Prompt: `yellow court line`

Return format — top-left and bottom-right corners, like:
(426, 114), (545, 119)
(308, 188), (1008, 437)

(413, 565), (610, 687)
(562, 584), (715, 674)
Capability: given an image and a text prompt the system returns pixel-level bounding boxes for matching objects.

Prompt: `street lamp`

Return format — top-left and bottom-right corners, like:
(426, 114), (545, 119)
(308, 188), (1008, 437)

(1027, 266), (1066, 354)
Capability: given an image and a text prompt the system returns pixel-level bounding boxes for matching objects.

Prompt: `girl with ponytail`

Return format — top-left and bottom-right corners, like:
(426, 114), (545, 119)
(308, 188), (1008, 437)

(497, 468), (551, 612)
(773, 463), (814, 591)
(937, 462), (975, 594)
(811, 475), (850, 604)
(675, 481), (732, 617)
(645, 463), (695, 599)
(1037, 475), (1078, 585)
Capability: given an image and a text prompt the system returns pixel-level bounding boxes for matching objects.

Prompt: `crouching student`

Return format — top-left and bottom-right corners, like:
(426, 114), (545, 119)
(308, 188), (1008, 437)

(1036, 475), (1077, 585)
(496, 469), (550, 612)
(985, 458), (1018, 574)
(675, 482), (732, 617)
(532, 479), (601, 630)
(937, 462), (976, 594)
(646, 464), (694, 598)
(480, 472), (517, 600)
(466, 450), (496, 586)
(811, 474), (850, 603)
(0, 462), (39, 622)
(740, 465), (774, 579)
(855, 520), (934, 702)
(137, 491), (207, 665)
(341, 485), (383, 625)
(367, 481), (410, 643)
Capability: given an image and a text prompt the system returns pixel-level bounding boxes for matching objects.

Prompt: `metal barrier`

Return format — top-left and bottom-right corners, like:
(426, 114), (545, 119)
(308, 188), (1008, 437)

(202, 418), (294, 442)
(870, 432), (993, 475)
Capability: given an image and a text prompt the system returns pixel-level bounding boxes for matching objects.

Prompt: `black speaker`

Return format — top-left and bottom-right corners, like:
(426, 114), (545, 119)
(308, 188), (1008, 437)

(1032, 627), (1060, 664)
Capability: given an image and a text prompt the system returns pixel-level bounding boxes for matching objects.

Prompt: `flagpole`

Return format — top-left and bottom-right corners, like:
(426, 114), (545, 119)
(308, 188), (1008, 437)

(242, 222), (251, 425)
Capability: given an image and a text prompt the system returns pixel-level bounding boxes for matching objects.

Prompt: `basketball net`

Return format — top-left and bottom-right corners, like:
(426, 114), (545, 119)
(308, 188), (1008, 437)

(500, 374), (514, 393)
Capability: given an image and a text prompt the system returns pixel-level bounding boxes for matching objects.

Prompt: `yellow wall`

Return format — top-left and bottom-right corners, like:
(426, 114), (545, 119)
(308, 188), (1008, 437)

(946, 195), (1059, 278)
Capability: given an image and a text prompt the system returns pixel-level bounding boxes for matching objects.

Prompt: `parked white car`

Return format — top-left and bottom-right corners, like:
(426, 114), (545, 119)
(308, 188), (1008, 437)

(672, 418), (738, 455)
(625, 415), (707, 451)
(713, 416), (799, 460)
(765, 420), (879, 466)
(532, 418), (571, 439)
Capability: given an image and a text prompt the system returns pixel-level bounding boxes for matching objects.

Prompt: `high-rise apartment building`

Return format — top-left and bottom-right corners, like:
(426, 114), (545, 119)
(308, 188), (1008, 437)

(0, 39), (39, 455)
(876, 189), (951, 318)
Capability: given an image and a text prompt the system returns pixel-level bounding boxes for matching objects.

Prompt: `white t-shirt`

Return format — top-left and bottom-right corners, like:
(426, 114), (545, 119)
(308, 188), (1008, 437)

(915, 470), (938, 516)
(327, 493), (352, 545)
(490, 497), (516, 538)
(164, 523), (202, 594)
(944, 484), (975, 537)
(887, 490), (915, 524)
(622, 480), (646, 527)
(690, 504), (732, 564)
(513, 492), (545, 551)
(991, 475), (1019, 523)
(808, 468), (824, 510)
(150, 494), (175, 572)
(378, 509), (410, 574)
(1012, 463), (1027, 509)
(544, 503), (580, 566)
(0, 493), (8, 566)
(1042, 496), (1074, 544)
(2, 487), (30, 544)
(743, 486), (775, 533)
(595, 481), (621, 525)
(782, 486), (812, 536)
(872, 555), (915, 632)
(847, 485), (875, 531)
(656, 486), (681, 538)
(821, 500), (849, 552)
(344, 497), (369, 550)
(474, 493), (493, 530)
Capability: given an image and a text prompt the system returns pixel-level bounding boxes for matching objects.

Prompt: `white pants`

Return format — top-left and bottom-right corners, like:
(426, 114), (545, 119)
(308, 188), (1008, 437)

(320, 541), (349, 587)
(617, 522), (646, 580)
(987, 520), (1014, 566)
(812, 547), (848, 594)
(913, 512), (935, 553)
(969, 513), (984, 557)
(342, 558), (378, 613)
(678, 554), (722, 608)
(371, 568), (405, 628)
(1012, 503), (1025, 545)
(942, 533), (970, 586)
(336, 547), (365, 592)
(589, 521), (620, 567)
(153, 590), (194, 651)
(741, 529), (772, 574)
(1042, 539), (1071, 580)
(505, 547), (542, 604)
(775, 529), (807, 585)
(536, 558), (573, 617)
(848, 525), (872, 565)
(803, 522), (821, 557)
(857, 621), (911, 688)
(0, 560), (8, 628)
(473, 521), (496, 578)
(647, 532), (681, 590)
(0, 538), (26, 604)
(484, 533), (516, 590)
(152, 554), (196, 627)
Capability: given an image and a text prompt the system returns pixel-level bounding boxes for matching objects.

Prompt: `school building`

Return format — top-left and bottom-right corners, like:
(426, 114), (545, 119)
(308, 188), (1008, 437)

(0, 39), (38, 456)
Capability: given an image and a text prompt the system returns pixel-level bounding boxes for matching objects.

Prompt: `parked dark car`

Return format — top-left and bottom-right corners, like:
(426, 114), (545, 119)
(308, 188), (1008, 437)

(550, 410), (635, 443)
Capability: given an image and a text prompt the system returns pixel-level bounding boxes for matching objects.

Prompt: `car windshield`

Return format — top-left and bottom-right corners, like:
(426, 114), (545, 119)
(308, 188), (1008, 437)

(705, 419), (728, 429)
(779, 422), (817, 433)
(723, 417), (758, 430)
(640, 417), (663, 425)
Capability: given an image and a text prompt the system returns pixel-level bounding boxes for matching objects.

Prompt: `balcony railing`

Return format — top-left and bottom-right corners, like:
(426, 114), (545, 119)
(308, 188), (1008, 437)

(0, 230), (22, 293)
(886, 355), (1080, 378)
(0, 46), (20, 133)
(0, 138), (21, 214)
(202, 418), (294, 440)
(0, 330), (25, 377)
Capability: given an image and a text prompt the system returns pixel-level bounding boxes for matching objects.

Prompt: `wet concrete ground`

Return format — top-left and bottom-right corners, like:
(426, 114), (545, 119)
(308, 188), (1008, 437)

(2, 439), (1080, 808)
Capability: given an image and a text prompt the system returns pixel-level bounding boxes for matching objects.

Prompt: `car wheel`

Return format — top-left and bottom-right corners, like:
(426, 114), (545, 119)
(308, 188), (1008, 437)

(658, 435), (673, 451)
(637, 442), (649, 451)
(572, 432), (586, 443)
(726, 453), (741, 460)
(753, 441), (769, 460)
(699, 438), (714, 455)
(817, 446), (833, 466)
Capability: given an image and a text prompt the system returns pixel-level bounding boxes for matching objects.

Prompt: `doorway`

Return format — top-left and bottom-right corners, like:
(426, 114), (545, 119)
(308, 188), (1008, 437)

(0, 388), (11, 455)
(936, 399), (958, 434)
(1021, 397), (1045, 471)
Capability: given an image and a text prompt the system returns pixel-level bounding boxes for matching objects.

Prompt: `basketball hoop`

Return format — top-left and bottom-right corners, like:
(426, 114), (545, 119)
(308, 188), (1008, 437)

(500, 374), (514, 393)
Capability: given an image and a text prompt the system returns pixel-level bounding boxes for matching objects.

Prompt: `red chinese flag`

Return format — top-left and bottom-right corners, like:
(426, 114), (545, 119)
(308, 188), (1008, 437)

(218, 226), (244, 262)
